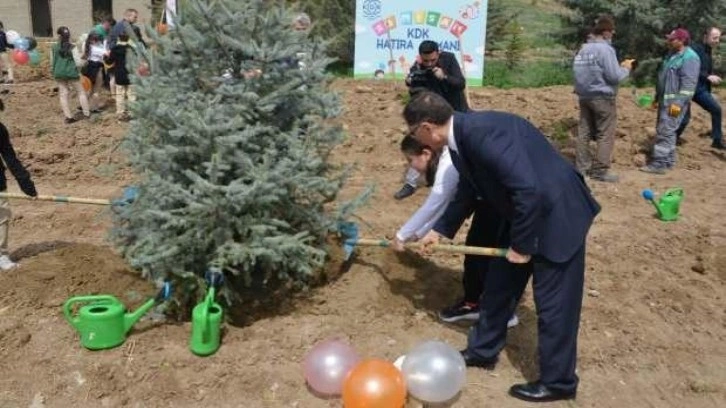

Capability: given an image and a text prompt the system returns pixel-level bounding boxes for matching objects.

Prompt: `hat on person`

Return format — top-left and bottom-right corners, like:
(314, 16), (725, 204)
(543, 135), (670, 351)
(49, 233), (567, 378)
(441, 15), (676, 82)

(666, 28), (690, 42)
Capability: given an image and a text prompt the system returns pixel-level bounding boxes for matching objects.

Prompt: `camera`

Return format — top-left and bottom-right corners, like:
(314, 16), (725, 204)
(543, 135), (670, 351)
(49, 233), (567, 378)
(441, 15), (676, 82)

(408, 65), (433, 85)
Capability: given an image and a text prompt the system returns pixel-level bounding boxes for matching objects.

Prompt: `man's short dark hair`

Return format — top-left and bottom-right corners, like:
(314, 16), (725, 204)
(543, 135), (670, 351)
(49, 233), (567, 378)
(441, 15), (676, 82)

(403, 91), (453, 127)
(419, 40), (439, 54)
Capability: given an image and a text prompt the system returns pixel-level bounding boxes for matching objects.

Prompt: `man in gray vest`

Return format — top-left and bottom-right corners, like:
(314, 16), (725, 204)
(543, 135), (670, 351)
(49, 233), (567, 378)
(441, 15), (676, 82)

(573, 15), (632, 183)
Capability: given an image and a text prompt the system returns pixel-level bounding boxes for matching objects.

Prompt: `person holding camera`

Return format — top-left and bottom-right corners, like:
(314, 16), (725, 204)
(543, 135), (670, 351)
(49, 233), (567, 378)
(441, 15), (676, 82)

(394, 40), (468, 200)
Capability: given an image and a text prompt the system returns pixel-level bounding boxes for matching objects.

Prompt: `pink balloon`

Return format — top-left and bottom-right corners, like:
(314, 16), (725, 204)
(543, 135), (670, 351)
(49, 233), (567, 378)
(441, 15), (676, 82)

(303, 339), (360, 396)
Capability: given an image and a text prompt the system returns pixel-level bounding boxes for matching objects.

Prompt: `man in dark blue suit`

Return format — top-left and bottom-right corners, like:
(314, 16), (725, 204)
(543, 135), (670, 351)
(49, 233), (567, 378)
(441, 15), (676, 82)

(404, 92), (601, 402)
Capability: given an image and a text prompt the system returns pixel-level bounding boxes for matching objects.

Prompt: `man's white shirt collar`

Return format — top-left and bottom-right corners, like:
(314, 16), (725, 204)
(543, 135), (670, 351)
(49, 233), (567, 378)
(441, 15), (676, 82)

(447, 117), (458, 153)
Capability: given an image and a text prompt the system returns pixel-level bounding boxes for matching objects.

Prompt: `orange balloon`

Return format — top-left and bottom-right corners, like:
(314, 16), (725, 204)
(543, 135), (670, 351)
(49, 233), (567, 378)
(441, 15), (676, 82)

(342, 359), (407, 408)
(81, 75), (92, 92)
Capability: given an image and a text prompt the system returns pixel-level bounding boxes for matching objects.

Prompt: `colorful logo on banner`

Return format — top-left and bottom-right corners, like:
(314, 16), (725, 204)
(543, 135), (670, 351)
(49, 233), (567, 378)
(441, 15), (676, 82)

(362, 0), (383, 20)
(371, 11), (468, 38)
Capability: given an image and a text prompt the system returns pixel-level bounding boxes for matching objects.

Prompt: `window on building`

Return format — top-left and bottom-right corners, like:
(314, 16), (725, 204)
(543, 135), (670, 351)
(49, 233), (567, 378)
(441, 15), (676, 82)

(30, 0), (53, 37)
(92, 0), (114, 22)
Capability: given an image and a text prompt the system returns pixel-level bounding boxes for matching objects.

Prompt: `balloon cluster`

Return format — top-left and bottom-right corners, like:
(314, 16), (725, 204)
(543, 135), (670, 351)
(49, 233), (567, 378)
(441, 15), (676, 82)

(5, 30), (40, 67)
(303, 339), (466, 407)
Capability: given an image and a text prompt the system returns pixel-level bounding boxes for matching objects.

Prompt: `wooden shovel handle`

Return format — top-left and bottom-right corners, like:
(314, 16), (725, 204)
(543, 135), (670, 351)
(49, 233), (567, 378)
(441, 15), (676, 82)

(354, 238), (508, 257)
(0, 192), (111, 206)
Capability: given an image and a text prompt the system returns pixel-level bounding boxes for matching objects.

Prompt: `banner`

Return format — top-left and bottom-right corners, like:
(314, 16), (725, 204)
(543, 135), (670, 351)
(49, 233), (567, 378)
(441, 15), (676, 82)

(354, 0), (488, 86)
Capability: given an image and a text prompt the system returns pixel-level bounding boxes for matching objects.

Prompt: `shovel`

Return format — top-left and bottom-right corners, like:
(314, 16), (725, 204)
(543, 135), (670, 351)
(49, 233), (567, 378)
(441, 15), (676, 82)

(338, 221), (508, 261)
(0, 186), (139, 206)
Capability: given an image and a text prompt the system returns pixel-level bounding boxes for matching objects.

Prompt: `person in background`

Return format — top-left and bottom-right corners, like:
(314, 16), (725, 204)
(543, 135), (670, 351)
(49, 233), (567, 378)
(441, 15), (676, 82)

(51, 27), (90, 124)
(675, 27), (723, 150)
(107, 33), (135, 121)
(82, 32), (109, 113)
(108, 8), (144, 93)
(110, 9), (144, 48)
(641, 28), (700, 174)
(573, 15), (633, 183)
(0, 99), (38, 270)
(394, 40), (468, 201)
(92, 17), (116, 41)
(0, 22), (14, 84)
(392, 135), (520, 327)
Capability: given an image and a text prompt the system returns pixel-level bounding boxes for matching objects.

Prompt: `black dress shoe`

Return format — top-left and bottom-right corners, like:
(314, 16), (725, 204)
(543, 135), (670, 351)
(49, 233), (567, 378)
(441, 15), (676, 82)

(393, 184), (416, 200)
(509, 382), (576, 402)
(460, 350), (497, 370)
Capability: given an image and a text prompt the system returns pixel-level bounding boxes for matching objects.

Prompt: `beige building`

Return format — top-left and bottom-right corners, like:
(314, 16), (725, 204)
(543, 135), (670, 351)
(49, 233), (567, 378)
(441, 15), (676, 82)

(0, 0), (151, 38)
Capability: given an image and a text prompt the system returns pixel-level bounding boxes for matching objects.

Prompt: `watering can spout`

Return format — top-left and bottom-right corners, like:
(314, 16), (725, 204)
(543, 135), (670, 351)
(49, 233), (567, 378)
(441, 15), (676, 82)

(123, 297), (156, 334)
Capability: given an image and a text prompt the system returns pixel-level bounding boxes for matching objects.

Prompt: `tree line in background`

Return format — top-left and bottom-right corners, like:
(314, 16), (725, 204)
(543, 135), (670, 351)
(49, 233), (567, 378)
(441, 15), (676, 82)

(559, 0), (726, 84)
(151, 0), (724, 83)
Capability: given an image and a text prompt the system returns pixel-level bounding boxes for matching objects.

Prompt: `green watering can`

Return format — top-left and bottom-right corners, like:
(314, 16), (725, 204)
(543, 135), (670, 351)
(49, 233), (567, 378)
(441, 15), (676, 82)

(190, 270), (224, 357)
(637, 94), (654, 108)
(63, 283), (172, 350)
(642, 188), (684, 221)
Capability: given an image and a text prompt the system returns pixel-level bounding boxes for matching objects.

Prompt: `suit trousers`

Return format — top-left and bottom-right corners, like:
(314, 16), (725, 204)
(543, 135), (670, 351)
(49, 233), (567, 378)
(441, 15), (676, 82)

(462, 209), (508, 303)
(466, 244), (586, 393)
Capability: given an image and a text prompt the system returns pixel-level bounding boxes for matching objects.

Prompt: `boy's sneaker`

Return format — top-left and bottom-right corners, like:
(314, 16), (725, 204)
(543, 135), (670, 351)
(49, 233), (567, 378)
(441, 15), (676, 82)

(64, 117), (77, 124)
(438, 300), (479, 323)
(0, 255), (18, 271)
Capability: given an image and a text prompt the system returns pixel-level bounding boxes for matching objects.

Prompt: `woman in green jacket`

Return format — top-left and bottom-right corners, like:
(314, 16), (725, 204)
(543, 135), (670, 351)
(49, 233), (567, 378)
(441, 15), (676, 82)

(51, 26), (90, 124)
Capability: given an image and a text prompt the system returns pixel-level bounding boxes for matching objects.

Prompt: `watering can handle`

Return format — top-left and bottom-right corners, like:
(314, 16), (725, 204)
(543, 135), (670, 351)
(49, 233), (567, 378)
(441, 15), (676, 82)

(62, 295), (118, 329)
(200, 287), (218, 343)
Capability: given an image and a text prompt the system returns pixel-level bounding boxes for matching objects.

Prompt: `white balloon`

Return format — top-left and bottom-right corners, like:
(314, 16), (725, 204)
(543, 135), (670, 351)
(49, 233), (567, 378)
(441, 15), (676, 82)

(302, 339), (360, 396)
(6, 30), (20, 45)
(401, 341), (466, 403)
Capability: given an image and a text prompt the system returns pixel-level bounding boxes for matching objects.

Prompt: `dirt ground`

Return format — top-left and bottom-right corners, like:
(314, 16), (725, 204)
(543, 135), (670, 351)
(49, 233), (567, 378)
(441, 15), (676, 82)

(0, 77), (725, 408)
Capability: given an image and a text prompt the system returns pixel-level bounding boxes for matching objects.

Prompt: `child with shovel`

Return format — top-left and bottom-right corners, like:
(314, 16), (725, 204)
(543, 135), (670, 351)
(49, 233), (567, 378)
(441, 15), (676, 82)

(391, 135), (518, 327)
(0, 100), (38, 270)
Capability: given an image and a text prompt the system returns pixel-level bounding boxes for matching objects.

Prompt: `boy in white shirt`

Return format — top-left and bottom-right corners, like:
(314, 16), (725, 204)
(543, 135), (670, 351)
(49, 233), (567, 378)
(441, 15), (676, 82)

(392, 135), (518, 327)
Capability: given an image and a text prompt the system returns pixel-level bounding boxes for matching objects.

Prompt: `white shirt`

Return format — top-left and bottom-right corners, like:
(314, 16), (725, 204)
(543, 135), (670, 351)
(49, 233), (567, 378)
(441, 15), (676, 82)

(88, 43), (107, 63)
(447, 117), (458, 153)
(396, 147), (459, 241)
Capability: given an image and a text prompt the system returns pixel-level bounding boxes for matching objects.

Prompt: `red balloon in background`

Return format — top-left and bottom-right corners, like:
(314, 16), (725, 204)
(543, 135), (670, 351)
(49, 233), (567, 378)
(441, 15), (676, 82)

(12, 49), (29, 65)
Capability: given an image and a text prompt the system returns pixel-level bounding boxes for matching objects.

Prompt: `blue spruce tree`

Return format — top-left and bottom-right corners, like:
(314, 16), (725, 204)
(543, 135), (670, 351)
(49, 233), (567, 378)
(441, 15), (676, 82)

(112, 0), (363, 315)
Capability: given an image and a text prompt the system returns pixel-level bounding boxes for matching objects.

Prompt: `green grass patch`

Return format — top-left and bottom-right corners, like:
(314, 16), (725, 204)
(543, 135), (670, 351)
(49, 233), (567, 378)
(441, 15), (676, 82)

(483, 59), (572, 88)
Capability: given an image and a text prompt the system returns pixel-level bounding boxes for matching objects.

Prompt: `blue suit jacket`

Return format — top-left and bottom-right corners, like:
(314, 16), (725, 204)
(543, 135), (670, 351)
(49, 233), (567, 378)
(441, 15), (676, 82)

(433, 111), (601, 263)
